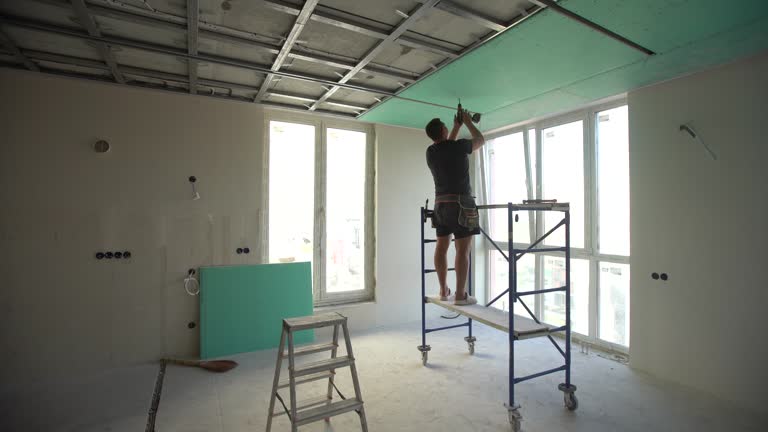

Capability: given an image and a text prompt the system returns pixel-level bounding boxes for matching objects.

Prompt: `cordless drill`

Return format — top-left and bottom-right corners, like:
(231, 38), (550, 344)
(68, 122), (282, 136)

(456, 99), (481, 124)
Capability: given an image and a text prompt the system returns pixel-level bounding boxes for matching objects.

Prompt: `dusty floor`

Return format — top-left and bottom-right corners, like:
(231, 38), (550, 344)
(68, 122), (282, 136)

(4, 320), (766, 431)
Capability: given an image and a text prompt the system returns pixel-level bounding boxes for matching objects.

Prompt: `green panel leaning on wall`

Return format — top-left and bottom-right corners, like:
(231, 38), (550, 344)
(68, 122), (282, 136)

(200, 262), (314, 359)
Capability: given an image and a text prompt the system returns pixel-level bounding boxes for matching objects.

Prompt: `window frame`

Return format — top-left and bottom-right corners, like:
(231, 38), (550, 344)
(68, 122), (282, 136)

(263, 111), (375, 307)
(480, 97), (630, 353)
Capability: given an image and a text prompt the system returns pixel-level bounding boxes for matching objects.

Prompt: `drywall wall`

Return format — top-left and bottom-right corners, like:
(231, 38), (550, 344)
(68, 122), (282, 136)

(628, 52), (768, 414)
(0, 69), (447, 399)
(0, 69), (268, 392)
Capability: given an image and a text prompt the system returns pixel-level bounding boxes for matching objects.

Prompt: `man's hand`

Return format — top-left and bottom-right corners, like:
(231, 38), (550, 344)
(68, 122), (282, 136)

(461, 109), (473, 126)
(460, 109), (485, 152)
(449, 114), (461, 141)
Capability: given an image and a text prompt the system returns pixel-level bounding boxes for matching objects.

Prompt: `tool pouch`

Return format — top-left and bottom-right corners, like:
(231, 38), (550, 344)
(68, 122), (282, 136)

(457, 195), (479, 230)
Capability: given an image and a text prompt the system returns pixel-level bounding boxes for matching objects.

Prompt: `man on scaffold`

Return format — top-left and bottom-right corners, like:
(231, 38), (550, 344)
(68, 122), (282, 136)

(424, 108), (486, 305)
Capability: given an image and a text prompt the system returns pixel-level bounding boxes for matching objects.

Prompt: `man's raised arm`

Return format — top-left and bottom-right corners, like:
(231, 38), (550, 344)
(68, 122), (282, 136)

(448, 113), (462, 141)
(463, 110), (485, 152)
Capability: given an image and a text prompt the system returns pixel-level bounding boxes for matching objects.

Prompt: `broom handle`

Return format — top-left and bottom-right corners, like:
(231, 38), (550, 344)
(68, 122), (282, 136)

(162, 358), (201, 367)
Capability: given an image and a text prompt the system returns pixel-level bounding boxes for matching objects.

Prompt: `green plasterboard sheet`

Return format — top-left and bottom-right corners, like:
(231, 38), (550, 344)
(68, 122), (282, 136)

(564, 0), (768, 54)
(199, 262), (314, 359)
(479, 14), (768, 131)
(361, 0), (768, 131)
(361, 5), (645, 129)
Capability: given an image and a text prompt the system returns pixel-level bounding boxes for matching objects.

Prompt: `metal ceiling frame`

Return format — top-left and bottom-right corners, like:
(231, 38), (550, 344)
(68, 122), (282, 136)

(0, 14), (401, 96)
(432, 0), (507, 32)
(1, 1), (549, 117)
(69, 0), (124, 83)
(258, 0), (461, 58)
(254, 0), (319, 103)
(1, 48), (369, 112)
(32, 0), (421, 84)
(308, 0), (441, 111)
(0, 13), (505, 113)
(0, 59), (358, 118)
(0, 28), (39, 72)
(186, 0), (198, 94)
(1, 0), (656, 120)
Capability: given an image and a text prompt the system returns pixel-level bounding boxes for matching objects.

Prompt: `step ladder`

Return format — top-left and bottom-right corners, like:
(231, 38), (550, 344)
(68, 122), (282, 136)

(266, 312), (368, 432)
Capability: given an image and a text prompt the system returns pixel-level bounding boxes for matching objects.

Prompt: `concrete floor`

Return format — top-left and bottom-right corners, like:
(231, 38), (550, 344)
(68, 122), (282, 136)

(155, 321), (765, 432)
(4, 320), (766, 431)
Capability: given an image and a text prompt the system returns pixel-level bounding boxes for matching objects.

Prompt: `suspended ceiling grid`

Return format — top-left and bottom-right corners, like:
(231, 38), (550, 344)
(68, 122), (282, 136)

(0, 0), (535, 116)
(361, 0), (768, 131)
(2, 1), (766, 128)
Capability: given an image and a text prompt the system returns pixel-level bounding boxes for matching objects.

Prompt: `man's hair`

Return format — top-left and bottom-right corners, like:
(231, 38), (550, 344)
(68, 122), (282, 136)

(425, 118), (444, 142)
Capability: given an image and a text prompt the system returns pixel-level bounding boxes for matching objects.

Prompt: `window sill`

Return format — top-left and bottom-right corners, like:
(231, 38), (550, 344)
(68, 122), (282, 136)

(549, 331), (629, 357)
(314, 299), (376, 311)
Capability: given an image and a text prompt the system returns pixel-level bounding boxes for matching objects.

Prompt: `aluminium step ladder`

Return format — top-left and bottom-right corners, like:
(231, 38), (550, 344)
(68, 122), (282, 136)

(266, 312), (368, 432)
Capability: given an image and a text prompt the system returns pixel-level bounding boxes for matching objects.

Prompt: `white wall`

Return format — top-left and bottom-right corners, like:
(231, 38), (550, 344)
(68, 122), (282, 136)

(0, 69), (438, 397)
(628, 52), (768, 414)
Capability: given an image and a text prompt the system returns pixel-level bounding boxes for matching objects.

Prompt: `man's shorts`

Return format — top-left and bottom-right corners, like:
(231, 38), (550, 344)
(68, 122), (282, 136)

(432, 195), (480, 239)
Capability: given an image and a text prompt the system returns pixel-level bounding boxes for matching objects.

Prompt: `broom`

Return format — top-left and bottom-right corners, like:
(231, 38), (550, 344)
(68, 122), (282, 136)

(162, 358), (239, 372)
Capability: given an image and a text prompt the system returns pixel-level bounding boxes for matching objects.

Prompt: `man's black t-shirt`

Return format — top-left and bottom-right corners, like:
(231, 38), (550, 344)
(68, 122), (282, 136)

(426, 138), (473, 195)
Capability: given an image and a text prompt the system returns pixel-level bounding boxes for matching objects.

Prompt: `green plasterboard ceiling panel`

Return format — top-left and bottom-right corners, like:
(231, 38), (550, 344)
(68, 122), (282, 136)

(479, 90), (593, 132)
(564, 0), (768, 53)
(199, 262), (314, 359)
(362, 0), (768, 131)
(480, 15), (768, 132)
(361, 6), (645, 128)
(564, 17), (768, 99)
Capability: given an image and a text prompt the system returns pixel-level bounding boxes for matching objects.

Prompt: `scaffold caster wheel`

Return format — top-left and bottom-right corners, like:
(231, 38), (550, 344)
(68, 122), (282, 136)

(506, 406), (522, 432)
(558, 383), (578, 411)
(564, 393), (578, 411)
(418, 345), (430, 366)
(464, 336), (476, 355)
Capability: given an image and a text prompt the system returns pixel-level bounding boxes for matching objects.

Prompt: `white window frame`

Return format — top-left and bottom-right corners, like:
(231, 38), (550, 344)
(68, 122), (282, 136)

(263, 110), (375, 307)
(480, 97), (630, 353)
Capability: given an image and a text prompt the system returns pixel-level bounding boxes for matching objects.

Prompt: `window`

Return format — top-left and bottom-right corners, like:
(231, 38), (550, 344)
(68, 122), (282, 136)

(599, 262), (630, 346)
(487, 132), (531, 244)
(268, 119), (373, 305)
(325, 128), (367, 294)
(269, 121), (315, 264)
(542, 120), (584, 248)
(489, 251), (535, 317)
(485, 131), (536, 316)
(597, 106), (630, 256)
(542, 257), (589, 335)
(482, 101), (630, 351)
